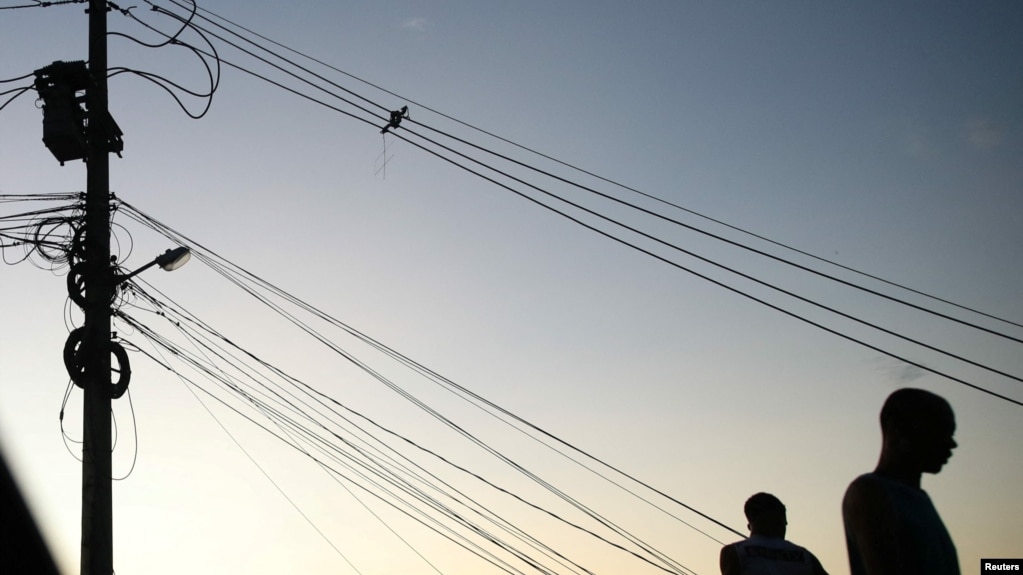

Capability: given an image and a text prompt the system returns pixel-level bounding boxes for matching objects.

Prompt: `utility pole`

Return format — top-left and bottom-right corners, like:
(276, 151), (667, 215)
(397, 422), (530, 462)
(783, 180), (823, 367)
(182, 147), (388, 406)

(33, 3), (172, 573)
(80, 0), (114, 573)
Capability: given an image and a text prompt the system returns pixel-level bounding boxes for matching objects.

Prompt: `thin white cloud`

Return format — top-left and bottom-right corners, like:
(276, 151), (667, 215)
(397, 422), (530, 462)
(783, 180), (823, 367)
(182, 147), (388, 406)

(964, 118), (1003, 150)
(899, 120), (931, 160)
(401, 17), (430, 32)
(874, 357), (926, 385)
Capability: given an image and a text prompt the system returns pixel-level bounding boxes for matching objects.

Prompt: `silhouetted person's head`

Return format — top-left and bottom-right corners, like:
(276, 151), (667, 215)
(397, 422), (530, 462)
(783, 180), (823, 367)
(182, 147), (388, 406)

(879, 388), (957, 476)
(744, 492), (787, 538)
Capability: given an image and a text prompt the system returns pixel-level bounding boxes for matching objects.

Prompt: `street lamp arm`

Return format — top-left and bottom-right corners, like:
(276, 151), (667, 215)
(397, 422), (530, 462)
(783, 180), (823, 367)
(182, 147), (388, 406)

(114, 246), (191, 284)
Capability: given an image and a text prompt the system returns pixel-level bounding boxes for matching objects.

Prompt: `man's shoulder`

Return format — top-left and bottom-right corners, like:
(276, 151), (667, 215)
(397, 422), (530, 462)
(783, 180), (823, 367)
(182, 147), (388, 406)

(847, 471), (884, 489)
(738, 536), (809, 553)
(844, 472), (892, 504)
(846, 472), (926, 507)
(740, 538), (817, 565)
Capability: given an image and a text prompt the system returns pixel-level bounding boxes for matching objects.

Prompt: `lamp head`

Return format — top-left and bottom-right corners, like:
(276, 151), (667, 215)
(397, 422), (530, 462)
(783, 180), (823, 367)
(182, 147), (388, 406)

(155, 247), (191, 271)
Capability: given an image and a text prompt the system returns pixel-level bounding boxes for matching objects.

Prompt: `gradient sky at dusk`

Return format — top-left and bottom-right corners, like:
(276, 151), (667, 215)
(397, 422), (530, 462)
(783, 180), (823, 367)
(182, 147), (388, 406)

(2, 2), (1021, 574)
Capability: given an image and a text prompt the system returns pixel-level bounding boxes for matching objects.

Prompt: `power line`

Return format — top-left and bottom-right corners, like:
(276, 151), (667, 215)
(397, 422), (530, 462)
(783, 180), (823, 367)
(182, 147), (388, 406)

(154, 0), (1023, 338)
(120, 314), (594, 575)
(131, 2), (1023, 382)
(382, 124), (1023, 387)
(381, 133), (1023, 407)
(107, 0), (220, 119)
(400, 120), (1023, 344)
(115, 5), (382, 130)
(112, 203), (718, 573)
(123, 265), (696, 575)
(163, 341), (367, 575)
(0, 0), (86, 10)
(119, 199), (744, 539)
(126, 338), (532, 575)
(116, 197), (1021, 575)
(1, 85), (33, 112)
(160, 0), (390, 115)
(125, 3), (386, 123)
(13, 0), (1015, 565)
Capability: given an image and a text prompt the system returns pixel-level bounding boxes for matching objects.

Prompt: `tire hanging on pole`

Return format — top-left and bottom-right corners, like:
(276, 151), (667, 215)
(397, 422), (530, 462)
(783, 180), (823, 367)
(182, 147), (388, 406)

(63, 327), (131, 398)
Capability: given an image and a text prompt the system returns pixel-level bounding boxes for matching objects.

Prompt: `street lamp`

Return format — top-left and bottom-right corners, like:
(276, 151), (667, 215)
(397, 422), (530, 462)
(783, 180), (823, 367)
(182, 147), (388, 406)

(116, 246), (191, 283)
(68, 247), (191, 312)
(68, 247), (192, 309)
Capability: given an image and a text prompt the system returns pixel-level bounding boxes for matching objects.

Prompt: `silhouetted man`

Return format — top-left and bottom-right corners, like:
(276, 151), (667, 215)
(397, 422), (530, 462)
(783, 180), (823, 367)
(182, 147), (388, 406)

(842, 388), (960, 575)
(720, 492), (829, 575)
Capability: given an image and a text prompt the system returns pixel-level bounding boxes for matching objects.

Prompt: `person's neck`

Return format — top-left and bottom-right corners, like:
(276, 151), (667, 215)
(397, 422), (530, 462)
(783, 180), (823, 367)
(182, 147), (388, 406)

(874, 456), (923, 489)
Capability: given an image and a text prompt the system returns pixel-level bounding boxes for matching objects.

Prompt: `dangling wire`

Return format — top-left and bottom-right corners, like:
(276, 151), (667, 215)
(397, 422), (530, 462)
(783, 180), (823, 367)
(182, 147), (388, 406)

(59, 379), (84, 462)
(374, 134), (395, 180)
(112, 388), (140, 481)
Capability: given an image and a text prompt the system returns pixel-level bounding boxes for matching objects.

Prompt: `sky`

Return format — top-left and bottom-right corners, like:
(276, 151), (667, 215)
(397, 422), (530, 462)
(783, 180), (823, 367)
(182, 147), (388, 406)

(1, 1), (1022, 574)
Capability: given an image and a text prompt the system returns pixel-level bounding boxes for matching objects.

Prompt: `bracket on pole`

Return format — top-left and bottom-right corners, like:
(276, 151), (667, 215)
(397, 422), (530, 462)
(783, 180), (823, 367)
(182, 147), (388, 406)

(33, 60), (123, 165)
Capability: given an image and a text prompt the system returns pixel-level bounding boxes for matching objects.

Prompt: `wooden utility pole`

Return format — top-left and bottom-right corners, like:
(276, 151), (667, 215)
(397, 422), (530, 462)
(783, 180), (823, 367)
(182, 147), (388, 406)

(81, 0), (114, 573)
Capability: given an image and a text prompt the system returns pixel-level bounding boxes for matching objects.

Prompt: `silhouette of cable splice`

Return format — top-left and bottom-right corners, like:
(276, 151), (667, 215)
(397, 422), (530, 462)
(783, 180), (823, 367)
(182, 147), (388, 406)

(380, 106), (409, 134)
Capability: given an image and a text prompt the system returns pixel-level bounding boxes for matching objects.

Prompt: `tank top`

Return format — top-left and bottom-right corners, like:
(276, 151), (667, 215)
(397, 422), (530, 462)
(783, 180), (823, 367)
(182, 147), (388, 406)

(731, 535), (823, 575)
(845, 472), (960, 575)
